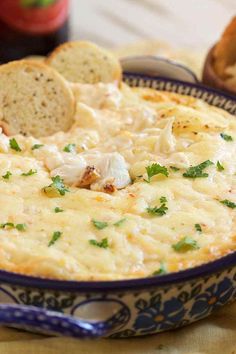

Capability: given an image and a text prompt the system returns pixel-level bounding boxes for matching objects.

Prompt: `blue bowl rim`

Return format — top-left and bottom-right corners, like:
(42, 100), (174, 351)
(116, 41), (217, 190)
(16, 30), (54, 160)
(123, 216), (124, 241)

(120, 55), (199, 83)
(0, 73), (235, 293)
(123, 71), (236, 101)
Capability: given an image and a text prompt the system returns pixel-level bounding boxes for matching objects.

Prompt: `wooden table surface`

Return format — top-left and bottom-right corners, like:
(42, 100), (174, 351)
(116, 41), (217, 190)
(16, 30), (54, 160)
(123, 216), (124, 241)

(70, 0), (234, 50)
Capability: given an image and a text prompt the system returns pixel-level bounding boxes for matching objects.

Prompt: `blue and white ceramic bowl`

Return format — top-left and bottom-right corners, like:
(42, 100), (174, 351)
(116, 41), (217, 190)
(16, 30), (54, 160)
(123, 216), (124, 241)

(0, 74), (235, 339)
(120, 56), (198, 83)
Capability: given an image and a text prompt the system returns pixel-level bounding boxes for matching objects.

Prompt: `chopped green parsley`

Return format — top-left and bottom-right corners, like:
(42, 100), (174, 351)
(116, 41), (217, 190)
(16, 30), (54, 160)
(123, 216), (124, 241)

(152, 262), (167, 276)
(2, 171), (12, 180)
(0, 222), (15, 229)
(9, 138), (21, 152)
(220, 199), (236, 209)
(92, 219), (108, 230)
(220, 133), (233, 141)
(146, 196), (168, 216)
(172, 236), (199, 252)
(183, 160), (213, 178)
(89, 238), (109, 249)
(63, 143), (76, 153)
(160, 196), (167, 204)
(15, 223), (27, 231)
(21, 169), (37, 177)
(48, 231), (62, 247)
(144, 163), (169, 183)
(0, 222), (26, 231)
(31, 144), (44, 150)
(170, 166), (180, 171)
(147, 196), (168, 216)
(195, 223), (202, 233)
(54, 207), (64, 213)
(114, 218), (126, 227)
(216, 161), (224, 172)
(43, 176), (69, 197)
(147, 204), (168, 216)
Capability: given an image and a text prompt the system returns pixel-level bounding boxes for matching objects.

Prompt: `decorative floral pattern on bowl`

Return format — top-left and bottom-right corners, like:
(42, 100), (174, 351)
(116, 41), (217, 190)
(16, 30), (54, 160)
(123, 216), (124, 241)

(0, 74), (235, 338)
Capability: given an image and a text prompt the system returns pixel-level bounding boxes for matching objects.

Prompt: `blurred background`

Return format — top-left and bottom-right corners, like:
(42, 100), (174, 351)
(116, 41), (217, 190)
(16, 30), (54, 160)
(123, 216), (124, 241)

(70, 0), (233, 50)
(69, 0), (234, 78)
(0, 0), (234, 87)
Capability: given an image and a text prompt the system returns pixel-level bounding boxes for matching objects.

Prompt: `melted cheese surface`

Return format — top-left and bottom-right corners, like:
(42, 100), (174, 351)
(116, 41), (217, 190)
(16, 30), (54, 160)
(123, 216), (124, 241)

(0, 83), (235, 280)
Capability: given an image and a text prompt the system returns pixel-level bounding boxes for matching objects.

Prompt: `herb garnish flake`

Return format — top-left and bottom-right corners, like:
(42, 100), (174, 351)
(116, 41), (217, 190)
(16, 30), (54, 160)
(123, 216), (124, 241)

(216, 161), (224, 171)
(2, 171), (12, 180)
(220, 199), (236, 209)
(170, 166), (180, 171)
(0, 222), (15, 229)
(54, 207), (64, 213)
(63, 144), (76, 153)
(172, 236), (199, 252)
(0, 222), (26, 231)
(43, 176), (69, 197)
(183, 160), (213, 178)
(92, 219), (108, 230)
(147, 204), (168, 216)
(152, 262), (167, 276)
(15, 223), (26, 231)
(114, 218), (126, 227)
(31, 144), (44, 150)
(9, 138), (21, 152)
(195, 223), (202, 233)
(89, 238), (109, 249)
(220, 133), (233, 142)
(144, 163), (169, 183)
(22, 169), (37, 177)
(48, 231), (62, 247)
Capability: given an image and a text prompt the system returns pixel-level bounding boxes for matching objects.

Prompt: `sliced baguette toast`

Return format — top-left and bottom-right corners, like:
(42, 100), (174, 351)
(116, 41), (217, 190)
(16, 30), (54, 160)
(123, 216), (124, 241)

(0, 60), (75, 137)
(213, 16), (236, 79)
(46, 41), (122, 84)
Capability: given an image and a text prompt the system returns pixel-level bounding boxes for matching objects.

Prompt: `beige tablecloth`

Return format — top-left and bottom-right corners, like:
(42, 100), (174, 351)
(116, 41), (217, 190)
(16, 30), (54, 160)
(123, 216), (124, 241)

(0, 301), (235, 354)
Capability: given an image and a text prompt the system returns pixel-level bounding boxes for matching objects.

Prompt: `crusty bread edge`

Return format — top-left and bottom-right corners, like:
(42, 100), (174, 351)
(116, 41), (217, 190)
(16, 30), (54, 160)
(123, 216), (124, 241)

(0, 59), (76, 130)
(213, 17), (236, 78)
(46, 41), (122, 84)
(0, 58), (76, 94)
(0, 58), (76, 87)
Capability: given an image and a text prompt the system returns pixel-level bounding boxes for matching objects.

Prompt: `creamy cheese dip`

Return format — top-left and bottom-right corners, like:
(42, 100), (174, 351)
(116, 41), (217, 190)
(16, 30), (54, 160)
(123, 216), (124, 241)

(0, 83), (235, 280)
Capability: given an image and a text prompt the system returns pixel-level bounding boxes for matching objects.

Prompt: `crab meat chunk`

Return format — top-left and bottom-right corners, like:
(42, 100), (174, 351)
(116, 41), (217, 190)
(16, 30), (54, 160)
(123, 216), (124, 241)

(50, 155), (89, 186)
(85, 152), (131, 192)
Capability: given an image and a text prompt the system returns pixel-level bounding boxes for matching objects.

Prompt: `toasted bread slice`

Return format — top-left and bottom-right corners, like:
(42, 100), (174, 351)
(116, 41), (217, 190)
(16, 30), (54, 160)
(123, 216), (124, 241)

(46, 41), (122, 84)
(0, 60), (75, 137)
(24, 55), (46, 62)
(213, 16), (236, 79)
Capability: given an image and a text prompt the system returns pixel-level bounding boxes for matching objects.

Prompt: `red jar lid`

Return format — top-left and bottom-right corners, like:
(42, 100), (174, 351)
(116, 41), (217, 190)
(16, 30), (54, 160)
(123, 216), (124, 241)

(0, 0), (69, 34)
